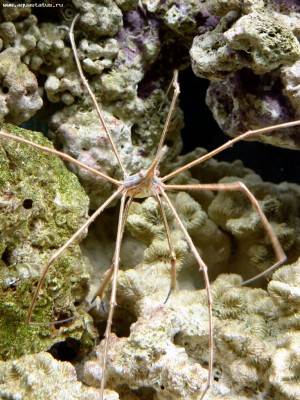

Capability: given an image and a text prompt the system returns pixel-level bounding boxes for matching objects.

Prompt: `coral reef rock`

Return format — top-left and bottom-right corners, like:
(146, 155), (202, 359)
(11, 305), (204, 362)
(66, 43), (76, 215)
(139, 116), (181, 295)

(83, 259), (300, 399)
(122, 150), (300, 283)
(81, 150), (300, 398)
(0, 48), (42, 125)
(192, 2), (300, 149)
(0, 351), (109, 400)
(0, 124), (96, 360)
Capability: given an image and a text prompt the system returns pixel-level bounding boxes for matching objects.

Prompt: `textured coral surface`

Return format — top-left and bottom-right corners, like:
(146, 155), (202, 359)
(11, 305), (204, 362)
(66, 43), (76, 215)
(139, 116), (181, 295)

(0, 1), (300, 399)
(0, 124), (96, 360)
(0, 351), (104, 400)
(82, 260), (300, 399)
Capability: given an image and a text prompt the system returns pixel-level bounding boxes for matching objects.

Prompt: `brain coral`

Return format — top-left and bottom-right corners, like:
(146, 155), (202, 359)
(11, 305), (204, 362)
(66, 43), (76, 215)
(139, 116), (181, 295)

(82, 259), (300, 399)
(0, 351), (107, 400)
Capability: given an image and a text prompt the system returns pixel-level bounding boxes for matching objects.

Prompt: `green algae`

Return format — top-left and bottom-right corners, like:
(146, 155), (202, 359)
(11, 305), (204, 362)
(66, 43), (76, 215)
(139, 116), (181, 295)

(0, 123), (96, 360)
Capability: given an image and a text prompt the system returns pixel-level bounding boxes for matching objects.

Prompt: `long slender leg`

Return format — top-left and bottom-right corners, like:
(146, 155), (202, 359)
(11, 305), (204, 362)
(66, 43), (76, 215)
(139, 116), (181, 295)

(26, 186), (123, 324)
(69, 14), (126, 176)
(92, 195), (134, 303)
(153, 191), (177, 302)
(160, 190), (213, 400)
(161, 120), (300, 182)
(144, 70), (180, 180)
(145, 70), (180, 176)
(100, 193), (127, 399)
(0, 130), (121, 186)
(157, 72), (178, 114)
(164, 182), (286, 284)
(155, 70), (180, 158)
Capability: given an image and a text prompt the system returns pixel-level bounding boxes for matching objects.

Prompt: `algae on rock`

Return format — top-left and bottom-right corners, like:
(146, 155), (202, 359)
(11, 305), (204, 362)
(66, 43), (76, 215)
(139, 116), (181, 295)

(0, 124), (96, 360)
(0, 47), (42, 124)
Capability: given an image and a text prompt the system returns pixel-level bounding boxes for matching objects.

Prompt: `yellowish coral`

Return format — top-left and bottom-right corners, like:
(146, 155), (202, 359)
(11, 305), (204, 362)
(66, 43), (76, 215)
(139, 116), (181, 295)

(83, 256), (299, 398)
(0, 351), (104, 400)
(270, 332), (300, 400)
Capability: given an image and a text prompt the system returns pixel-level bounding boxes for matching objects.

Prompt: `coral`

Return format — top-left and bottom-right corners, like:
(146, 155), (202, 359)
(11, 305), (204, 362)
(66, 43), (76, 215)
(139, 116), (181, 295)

(77, 37), (119, 76)
(126, 190), (231, 278)
(50, 86), (183, 209)
(270, 333), (300, 400)
(84, 306), (209, 400)
(205, 0), (265, 16)
(207, 174), (299, 275)
(129, 151), (299, 275)
(80, 148), (300, 397)
(191, 9), (300, 79)
(282, 60), (300, 108)
(223, 12), (300, 74)
(0, 351), (107, 400)
(268, 262), (300, 330)
(81, 258), (300, 399)
(168, 149), (300, 279)
(0, 124), (96, 360)
(1, 0), (300, 153)
(0, 21), (17, 49)
(9, 13), (40, 58)
(190, 13), (247, 80)
(268, 261), (300, 400)
(142, 0), (202, 37)
(15, 4), (184, 208)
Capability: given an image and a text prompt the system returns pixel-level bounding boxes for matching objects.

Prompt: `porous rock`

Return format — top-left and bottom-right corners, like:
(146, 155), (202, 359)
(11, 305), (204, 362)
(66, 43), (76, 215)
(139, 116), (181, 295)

(0, 124), (96, 360)
(0, 48), (42, 125)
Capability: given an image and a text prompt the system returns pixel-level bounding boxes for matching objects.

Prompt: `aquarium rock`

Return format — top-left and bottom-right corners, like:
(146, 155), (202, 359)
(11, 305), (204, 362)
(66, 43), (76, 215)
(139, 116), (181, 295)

(0, 124), (96, 360)
(191, 3), (300, 149)
(0, 48), (42, 124)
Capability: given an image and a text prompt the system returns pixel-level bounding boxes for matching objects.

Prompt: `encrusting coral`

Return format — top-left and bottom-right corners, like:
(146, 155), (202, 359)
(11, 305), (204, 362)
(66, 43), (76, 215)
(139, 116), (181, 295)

(0, 1), (300, 399)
